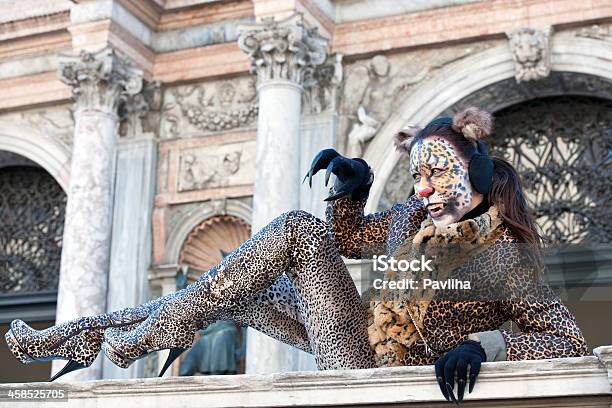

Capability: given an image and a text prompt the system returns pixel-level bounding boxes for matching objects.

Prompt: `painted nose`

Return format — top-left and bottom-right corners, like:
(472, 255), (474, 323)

(418, 186), (434, 198)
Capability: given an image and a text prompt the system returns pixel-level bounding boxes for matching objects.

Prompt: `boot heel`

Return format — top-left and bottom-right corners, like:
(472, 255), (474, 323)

(158, 348), (187, 377)
(49, 360), (87, 382)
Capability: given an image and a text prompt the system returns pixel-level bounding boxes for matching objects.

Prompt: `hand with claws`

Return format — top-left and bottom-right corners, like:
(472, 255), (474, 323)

(303, 148), (372, 201)
(434, 340), (486, 404)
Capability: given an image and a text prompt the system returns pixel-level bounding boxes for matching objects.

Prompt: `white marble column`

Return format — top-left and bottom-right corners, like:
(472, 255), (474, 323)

(53, 49), (144, 381)
(238, 14), (328, 374)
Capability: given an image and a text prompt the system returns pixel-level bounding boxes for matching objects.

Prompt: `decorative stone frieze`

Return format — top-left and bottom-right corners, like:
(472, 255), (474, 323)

(576, 24), (612, 42)
(302, 53), (343, 114)
(160, 78), (258, 139)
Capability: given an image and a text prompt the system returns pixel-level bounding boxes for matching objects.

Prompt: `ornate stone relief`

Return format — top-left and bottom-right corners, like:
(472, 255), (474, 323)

(339, 41), (498, 156)
(58, 48), (162, 140)
(160, 77), (258, 139)
(179, 215), (251, 271)
(119, 80), (163, 138)
(58, 48), (144, 115)
(506, 27), (552, 83)
(237, 13), (328, 86)
(302, 53), (343, 114)
(0, 107), (74, 148)
(576, 24), (612, 41)
(177, 140), (256, 192)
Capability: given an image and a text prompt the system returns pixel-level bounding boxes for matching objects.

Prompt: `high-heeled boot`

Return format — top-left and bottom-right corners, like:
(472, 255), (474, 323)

(103, 210), (375, 372)
(5, 292), (178, 381)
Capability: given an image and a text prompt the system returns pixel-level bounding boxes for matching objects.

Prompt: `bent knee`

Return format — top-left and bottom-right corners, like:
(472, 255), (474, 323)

(283, 210), (328, 236)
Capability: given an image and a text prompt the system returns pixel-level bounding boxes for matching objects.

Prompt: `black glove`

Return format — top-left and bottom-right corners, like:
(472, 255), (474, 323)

(434, 340), (486, 403)
(303, 148), (372, 201)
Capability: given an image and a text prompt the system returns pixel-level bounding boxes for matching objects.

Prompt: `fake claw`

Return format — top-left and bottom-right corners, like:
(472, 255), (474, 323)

(457, 378), (467, 402)
(437, 376), (450, 402)
(446, 382), (458, 405)
(324, 159), (336, 187)
(304, 149), (340, 189)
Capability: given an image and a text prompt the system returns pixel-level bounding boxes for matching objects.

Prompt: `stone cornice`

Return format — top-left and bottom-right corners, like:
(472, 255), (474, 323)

(0, 356), (608, 407)
(332, 0), (612, 57)
(237, 13), (328, 87)
(0, 10), (70, 42)
(0, 71), (71, 112)
(58, 48), (144, 116)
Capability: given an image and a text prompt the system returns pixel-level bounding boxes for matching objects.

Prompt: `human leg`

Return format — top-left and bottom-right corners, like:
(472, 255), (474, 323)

(103, 210), (374, 370)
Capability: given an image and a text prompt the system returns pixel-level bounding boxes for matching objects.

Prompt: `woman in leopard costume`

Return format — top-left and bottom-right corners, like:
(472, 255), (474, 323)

(6, 107), (586, 402)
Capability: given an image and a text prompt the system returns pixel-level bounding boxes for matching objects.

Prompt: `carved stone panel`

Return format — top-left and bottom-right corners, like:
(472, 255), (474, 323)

(177, 140), (256, 192)
(0, 106), (74, 148)
(160, 77), (258, 139)
(576, 23), (612, 42)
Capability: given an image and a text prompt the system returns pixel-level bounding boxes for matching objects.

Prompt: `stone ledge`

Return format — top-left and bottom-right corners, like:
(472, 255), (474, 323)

(0, 356), (610, 407)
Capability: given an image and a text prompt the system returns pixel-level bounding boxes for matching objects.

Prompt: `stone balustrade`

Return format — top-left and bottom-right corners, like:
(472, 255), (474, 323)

(1, 350), (610, 408)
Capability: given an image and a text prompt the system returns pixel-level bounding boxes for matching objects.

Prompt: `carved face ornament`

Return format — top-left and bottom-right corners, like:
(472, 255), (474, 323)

(410, 137), (482, 227)
(512, 32), (543, 67)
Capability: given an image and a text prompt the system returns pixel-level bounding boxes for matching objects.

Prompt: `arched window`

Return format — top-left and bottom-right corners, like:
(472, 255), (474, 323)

(491, 96), (612, 244)
(0, 166), (66, 293)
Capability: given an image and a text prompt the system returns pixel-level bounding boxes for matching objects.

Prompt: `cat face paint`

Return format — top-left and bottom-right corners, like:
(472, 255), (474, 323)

(410, 136), (483, 227)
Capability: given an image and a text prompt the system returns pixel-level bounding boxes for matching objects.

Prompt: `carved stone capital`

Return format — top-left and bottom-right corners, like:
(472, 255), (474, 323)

(506, 27), (552, 83)
(302, 52), (343, 114)
(237, 13), (328, 87)
(58, 48), (144, 116)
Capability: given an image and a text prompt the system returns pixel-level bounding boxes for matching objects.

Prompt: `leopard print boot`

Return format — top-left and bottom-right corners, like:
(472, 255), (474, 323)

(5, 292), (178, 381)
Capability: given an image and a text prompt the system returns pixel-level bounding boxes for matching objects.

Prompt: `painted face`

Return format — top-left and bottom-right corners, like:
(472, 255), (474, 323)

(410, 136), (482, 227)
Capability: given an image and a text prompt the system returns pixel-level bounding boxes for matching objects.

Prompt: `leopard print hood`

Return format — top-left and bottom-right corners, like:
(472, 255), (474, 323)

(368, 205), (507, 366)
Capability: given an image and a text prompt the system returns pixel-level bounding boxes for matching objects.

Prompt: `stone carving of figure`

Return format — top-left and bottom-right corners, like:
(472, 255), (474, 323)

(507, 27), (552, 83)
(344, 55), (427, 157)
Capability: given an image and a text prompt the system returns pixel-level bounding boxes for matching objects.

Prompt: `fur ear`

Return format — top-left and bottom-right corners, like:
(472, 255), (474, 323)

(452, 107), (494, 142)
(394, 126), (421, 155)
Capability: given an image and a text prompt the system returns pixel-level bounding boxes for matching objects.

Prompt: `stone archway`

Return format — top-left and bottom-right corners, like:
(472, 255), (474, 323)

(164, 199), (253, 265)
(0, 121), (71, 192)
(364, 35), (612, 213)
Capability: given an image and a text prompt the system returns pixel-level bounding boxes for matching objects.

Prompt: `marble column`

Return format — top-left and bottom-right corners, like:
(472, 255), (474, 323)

(238, 14), (328, 374)
(53, 48), (144, 381)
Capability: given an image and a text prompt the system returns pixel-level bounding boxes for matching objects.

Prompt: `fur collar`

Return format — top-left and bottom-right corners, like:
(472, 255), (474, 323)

(412, 204), (504, 247)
